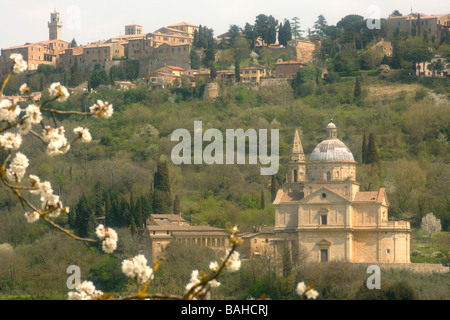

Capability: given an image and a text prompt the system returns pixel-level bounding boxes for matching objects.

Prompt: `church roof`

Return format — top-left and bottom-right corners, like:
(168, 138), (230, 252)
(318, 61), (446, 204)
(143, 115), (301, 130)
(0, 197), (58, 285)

(309, 122), (355, 162)
(354, 188), (389, 205)
(291, 129), (304, 154)
(290, 129), (306, 162)
(309, 138), (355, 162)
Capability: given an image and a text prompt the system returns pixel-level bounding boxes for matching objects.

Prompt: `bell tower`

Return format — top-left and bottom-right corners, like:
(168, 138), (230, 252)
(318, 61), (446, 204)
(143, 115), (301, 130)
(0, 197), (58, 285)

(287, 129), (306, 183)
(48, 10), (62, 40)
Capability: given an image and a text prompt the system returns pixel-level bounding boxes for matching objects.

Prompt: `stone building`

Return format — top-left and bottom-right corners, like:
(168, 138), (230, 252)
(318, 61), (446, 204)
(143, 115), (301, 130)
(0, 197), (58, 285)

(384, 13), (450, 40)
(125, 24), (143, 35)
(271, 122), (411, 264)
(241, 65), (268, 83)
(240, 226), (277, 258)
(144, 214), (230, 265)
(416, 55), (449, 78)
(287, 39), (321, 64)
(48, 11), (63, 41)
(0, 11), (69, 76)
(274, 60), (305, 79)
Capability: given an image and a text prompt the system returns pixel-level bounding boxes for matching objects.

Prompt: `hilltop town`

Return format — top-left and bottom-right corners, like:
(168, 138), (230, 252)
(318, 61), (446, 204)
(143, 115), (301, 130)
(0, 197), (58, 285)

(2, 10), (447, 95)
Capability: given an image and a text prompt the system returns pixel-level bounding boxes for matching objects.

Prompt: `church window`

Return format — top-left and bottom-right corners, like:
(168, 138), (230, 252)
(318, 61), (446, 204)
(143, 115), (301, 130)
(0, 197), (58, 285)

(294, 170), (298, 182)
(386, 249), (390, 254)
(321, 193), (327, 199)
(320, 249), (328, 262)
(326, 171), (331, 181)
(321, 215), (328, 225)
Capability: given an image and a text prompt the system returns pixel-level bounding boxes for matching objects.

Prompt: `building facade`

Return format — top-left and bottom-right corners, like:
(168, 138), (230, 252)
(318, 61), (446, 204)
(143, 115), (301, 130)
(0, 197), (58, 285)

(416, 55), (449, 78)
(274, 60), (305, 79)
(384, 13), (450, 40)
(241, 65), (268, 83)
(143, 214), (230, 265)
(272, 122), (411, 264)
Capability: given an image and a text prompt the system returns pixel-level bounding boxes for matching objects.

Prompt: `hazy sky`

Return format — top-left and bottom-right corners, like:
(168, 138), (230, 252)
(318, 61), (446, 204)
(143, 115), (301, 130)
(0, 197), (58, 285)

(1, 0), (449, 49)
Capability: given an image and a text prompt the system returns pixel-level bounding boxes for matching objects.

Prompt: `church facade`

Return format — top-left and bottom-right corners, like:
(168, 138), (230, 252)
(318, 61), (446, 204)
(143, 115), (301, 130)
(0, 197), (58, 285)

(272, 122), (411, 263)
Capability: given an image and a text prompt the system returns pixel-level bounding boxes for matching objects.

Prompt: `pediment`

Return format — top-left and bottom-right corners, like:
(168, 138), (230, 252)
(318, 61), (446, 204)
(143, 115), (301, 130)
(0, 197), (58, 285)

(298, 186), (350, 205)
(316, 239), (331, 246)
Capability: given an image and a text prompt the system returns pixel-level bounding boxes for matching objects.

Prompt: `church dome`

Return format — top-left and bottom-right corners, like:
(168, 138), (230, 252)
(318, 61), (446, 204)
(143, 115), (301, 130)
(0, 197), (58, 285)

(309, 121), (355, 162)
(309, 139), (355, 162)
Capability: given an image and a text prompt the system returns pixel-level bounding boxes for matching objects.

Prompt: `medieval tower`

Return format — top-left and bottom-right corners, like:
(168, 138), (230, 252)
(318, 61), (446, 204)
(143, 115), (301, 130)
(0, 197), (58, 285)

(48, 11), (62, 40)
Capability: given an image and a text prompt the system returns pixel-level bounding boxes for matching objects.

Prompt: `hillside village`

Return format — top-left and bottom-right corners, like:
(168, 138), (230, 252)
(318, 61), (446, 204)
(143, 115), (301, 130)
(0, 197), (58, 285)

(2, 11), (447, 92)
(0, 9), (449, 300)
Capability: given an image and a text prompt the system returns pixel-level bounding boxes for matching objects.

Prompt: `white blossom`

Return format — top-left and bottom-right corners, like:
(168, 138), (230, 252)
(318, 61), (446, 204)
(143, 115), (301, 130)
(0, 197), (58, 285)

(6, 152), (29, 183)
(121, 254), (154, 283)
(48, 82), (70, 102)
(0, 99), (21, 123)
(25, 104), (42, 124)
(185, 269), (201, 292)
(43, 126), (69, 156)
(305, 289), (319, 300)
(226, 250), (241, 272)
(95, 224), (107, 239)
(20, 83), (30, 95)
(42, 194), (63, 218)
(209, 279), (221, 288)
(95, 225), (118, 253)
(24, 211), (40, 223)
(0, 132), (22, 150)
(73, 127), (92, 143)
(296, 281), (307, 296)
(37, 180), (53, 200)
(10, 53), (28, 74)
(209, 261), (219, 272)
(102, 237), (117, 254)
(68, 281), (103, 300)
(17, 118), (31, 135)
(90, 100), (113, 118)
(296, 281), (319, 299)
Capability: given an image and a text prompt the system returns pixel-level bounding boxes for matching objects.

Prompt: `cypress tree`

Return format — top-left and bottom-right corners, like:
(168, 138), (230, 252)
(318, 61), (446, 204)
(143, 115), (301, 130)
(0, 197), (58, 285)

(173, 195), (181, 215)
(152, 160), (172, 214)
(74, 195), (95, 238)
(235, 59), (241, 82)
(367, 133), (381, 174)
(129, 216), (137, 235)
(120, 197), (131, 227)
(271, 175), (279, 202)
(135, 198), (143, 228)
(104, 191), (111, 226)
(362, 133), (367, 164)
(260, 189), (265, 209)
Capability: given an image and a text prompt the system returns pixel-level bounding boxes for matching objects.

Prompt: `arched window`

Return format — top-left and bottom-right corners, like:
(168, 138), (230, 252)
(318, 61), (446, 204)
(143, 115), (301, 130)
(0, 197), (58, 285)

(326, 171), (331, 181)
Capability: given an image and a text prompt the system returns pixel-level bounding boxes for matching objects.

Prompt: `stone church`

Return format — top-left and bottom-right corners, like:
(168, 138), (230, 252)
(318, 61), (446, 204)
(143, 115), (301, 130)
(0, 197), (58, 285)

(272, 121), (411, 263)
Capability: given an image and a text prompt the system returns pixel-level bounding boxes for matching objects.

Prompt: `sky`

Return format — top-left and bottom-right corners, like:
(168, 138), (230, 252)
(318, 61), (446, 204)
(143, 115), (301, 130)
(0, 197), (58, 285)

(0, 0), (449, 49)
